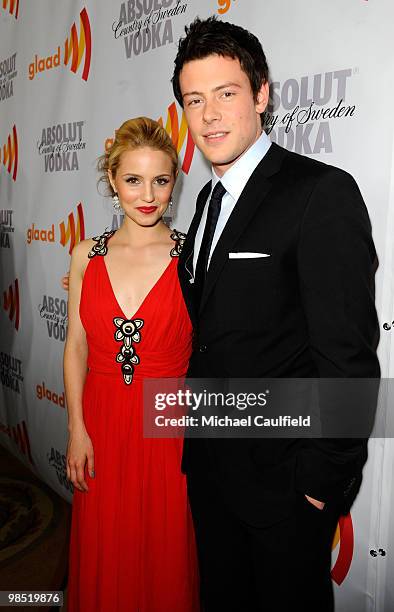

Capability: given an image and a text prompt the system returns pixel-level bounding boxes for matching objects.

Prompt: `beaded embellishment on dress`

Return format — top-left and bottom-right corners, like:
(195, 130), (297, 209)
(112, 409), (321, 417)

(88, 231), (115, 258)
(170, 229), (186, 257)
(113, 317), (144, 385)
(87, 228), (186, 384)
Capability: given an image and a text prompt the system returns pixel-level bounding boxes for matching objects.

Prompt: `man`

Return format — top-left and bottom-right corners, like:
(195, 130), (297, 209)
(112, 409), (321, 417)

(171, 16), (380, 611)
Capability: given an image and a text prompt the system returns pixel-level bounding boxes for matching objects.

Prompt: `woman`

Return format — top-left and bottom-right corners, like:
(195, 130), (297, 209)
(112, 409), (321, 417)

(64, 117), (199, 611)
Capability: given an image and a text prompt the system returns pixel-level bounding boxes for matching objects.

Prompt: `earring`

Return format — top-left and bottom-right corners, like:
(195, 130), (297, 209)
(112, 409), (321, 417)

(162, 197), (173, 228)
(112, 193), (121, 212)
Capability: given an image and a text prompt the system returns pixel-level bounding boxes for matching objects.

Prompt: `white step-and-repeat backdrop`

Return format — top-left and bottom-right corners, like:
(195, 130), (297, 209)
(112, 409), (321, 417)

(1, 1), (393, 609)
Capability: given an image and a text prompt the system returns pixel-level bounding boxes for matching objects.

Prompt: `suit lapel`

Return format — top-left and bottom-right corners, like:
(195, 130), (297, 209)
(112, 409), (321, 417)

(178, 180), (212, 325)
(199, 143), (286, 314)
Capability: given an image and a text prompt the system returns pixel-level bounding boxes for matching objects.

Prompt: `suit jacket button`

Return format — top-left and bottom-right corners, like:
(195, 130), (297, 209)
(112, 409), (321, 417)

(199, 345), (208, 353)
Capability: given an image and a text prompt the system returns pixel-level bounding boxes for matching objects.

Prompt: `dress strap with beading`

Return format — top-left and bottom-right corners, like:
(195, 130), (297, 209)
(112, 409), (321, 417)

(88, 229), (185, 259)
(170, 229), (186, 257)
(88, 230), (115, 258)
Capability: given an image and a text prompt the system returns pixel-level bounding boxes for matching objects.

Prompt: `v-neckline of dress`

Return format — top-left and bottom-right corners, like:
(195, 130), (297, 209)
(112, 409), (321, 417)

(101, 250), (176, 322)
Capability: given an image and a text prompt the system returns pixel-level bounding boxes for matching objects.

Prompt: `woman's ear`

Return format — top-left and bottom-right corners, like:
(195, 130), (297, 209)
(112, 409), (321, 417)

(108, 170), (116, 194)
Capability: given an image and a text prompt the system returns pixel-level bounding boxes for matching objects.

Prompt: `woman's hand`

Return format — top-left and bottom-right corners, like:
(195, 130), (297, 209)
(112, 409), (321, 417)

(61, 271), (70, 291)
(67, 426), (95, 492)
(305, 494), (325, 510)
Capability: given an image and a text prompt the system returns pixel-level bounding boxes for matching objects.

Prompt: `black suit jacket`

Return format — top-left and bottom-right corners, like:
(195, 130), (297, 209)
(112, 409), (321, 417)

(178, 142), (380, 527)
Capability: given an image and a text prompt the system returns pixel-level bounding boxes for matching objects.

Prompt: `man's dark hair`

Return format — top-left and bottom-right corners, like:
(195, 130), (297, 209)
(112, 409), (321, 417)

(172, 16), (269, 107)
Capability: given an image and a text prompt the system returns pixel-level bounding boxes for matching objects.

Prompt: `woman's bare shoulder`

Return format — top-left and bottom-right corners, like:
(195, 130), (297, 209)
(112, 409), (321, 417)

(71, 238), (96, 262)
(70, 238), (97, 278)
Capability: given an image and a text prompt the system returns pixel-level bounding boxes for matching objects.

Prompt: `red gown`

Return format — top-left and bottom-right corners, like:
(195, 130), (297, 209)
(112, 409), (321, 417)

(67, 230), (199, 612)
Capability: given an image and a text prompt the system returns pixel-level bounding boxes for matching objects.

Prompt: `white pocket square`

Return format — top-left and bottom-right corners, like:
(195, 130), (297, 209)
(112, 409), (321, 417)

(228, 252), (271, 259)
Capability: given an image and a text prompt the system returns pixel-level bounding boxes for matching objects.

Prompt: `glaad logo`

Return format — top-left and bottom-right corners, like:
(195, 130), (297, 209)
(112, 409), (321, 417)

(26, 203), (85, 254)
(0, 351), (23, 394)
(26, 224), (55, 244)
(331, 514), (354, 585)
(47, 447), (73, 492)
(37, 121), (86, 172)
(0, 420), (33, 465)
(113, 0), (188, 59)
(104, 102), (195, 175)
(158, 102), (195, 174)
(3, 278), (19, 330)
(29, 46), (61, 80)
(38, 294), (68, 342)
(217, 0), (234, 14)
(0, 209), (14, 248)
(28, 8), (91, 82)
(0, 52), (17, 101)
(59, 202), (85, 253)
(36, 381), (66, 407)
(64, 7), (92, 81)
(0, 124), (18, 181)
(263, 69), (356, 155)
(2, 0), (19, 19)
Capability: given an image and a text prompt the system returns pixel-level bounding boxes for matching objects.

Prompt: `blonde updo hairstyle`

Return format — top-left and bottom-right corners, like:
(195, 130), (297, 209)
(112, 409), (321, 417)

(98, 116), (178, 197)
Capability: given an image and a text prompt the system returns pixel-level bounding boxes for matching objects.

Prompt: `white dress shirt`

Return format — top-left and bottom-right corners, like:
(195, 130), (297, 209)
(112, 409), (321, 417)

(193, 131), (272, 275)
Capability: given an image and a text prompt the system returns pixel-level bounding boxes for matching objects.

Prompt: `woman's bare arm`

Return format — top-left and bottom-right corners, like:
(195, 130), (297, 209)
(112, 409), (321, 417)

(63, 239), (94, 491)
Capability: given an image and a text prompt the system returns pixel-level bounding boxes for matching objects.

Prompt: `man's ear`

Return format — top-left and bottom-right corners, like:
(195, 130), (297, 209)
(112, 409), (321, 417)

(255, 81), (270, 114)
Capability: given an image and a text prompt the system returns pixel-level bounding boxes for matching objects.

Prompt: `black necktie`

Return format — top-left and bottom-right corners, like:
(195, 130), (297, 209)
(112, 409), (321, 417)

(194, 181), (226, 307)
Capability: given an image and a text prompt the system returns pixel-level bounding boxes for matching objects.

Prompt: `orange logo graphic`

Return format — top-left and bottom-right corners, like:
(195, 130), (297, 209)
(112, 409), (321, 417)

(27, 224), (55, 244)
(2, 0), (18, 18)
(158, 102), (195, 174)
(59, 202), (85, 254)
(3, 278), (19, 330)
(104, 103), (195, 175)
(0, 125), (18, 181)
(28, 8), (91, 82)
(36, 381), (66, 408)
(64, 7), (92, 81)
(331, 513), (354, 585)
(217, 0), (233, 14)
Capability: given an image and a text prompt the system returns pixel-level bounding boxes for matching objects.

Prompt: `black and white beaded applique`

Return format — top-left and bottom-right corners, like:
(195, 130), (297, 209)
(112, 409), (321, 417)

(88, 228), (186, 384)
(88, 231), (115, 258)
(170, 229), (187, 257)
(113, 317), (144, 385)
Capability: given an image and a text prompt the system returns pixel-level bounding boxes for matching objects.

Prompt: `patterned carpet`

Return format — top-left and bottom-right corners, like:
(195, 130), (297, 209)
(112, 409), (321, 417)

(0, 443), (71, 611)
